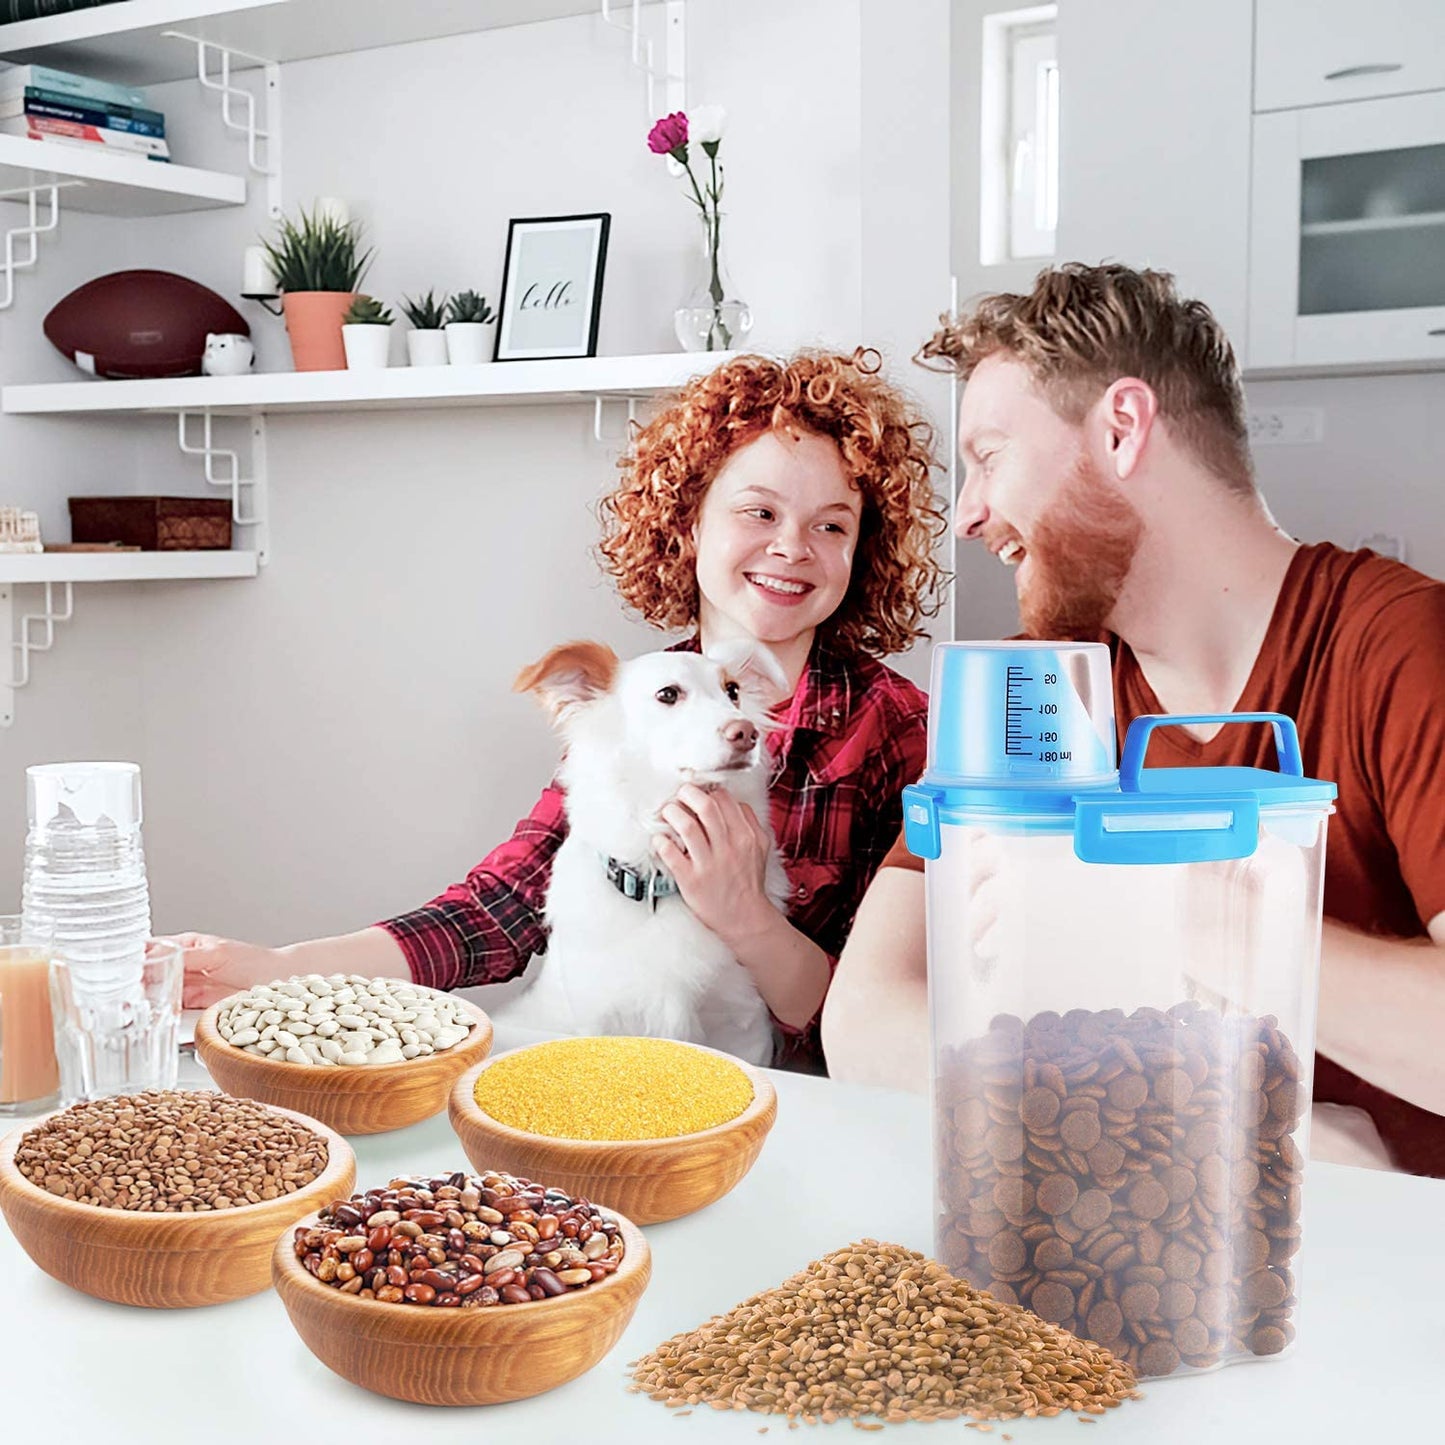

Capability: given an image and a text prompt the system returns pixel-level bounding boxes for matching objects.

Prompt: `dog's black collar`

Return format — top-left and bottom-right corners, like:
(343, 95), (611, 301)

(604, 856), (680, 909)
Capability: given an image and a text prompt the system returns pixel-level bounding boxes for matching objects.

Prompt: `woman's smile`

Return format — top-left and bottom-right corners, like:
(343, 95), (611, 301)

(744, 570), (816, 604)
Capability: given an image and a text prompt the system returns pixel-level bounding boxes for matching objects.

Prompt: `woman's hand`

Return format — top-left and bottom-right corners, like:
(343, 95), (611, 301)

(167, 932), (288, 1008)
(653, 783), (778, 947)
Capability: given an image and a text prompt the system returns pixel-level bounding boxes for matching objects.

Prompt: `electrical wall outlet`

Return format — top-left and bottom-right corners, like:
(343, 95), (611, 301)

(1356, 532), (1407, 563)
(1247, 406), (1324, 446)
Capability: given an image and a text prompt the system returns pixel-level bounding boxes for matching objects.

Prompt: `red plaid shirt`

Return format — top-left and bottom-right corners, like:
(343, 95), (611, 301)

(381, 637), (928, 1073)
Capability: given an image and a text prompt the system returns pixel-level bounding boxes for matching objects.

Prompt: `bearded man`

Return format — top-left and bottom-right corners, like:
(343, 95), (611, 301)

(822, 263), (1445, 1179)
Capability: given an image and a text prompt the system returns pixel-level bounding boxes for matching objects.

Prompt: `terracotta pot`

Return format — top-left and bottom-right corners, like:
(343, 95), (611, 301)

(282, 291), (357, 371)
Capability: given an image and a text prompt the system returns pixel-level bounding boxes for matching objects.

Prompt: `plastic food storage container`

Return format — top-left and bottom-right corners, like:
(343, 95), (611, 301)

(904, 642), (1336, 1378)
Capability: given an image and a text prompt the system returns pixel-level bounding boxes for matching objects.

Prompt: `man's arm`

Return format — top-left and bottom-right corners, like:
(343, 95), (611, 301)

(821, 866), (929, 1092)
(1315, 911), (1445, 1117)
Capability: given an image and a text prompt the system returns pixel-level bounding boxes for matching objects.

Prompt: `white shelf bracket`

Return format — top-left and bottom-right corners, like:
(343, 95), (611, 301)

(593, 394), (640, 444)
(601, 0), (686, 116)
(1, 581), (74, 727)
(164, 31), (283, 218)
(0, 184), (60, 311)
(176, 410), (270, 565)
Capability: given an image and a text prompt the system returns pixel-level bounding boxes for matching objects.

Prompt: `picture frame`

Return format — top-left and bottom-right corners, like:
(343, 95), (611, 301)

(494, 213), (611, 362)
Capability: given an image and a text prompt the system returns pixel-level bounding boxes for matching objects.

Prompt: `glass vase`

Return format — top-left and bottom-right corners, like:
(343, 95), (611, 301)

(674, 213), (753, 353)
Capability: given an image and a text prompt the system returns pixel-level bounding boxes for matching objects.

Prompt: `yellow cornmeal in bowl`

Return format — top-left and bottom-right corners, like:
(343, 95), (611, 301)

(473, 1037), (755, 1140)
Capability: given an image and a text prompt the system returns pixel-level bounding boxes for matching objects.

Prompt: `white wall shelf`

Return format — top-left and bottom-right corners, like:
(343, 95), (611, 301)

(1, 548), (258, 724)
(0, 550), (258, 583)
(0, 133), (244, 215)
(0, 0), (608, 86)
(2, 351), (740, 417)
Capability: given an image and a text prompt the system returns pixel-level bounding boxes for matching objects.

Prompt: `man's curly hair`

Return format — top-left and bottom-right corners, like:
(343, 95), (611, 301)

(598, 349), (948, 659)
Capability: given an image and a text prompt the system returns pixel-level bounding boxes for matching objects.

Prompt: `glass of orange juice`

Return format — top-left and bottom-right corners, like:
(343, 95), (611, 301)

(0, 915), (60, 1116)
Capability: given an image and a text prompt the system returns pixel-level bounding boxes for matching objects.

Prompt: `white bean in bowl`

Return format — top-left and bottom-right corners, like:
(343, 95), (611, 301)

(215, 975), (474, 1066)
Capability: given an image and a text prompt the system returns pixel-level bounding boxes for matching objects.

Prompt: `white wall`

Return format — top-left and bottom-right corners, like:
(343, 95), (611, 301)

(0, 203), (150, 895)
(1245, 371), (1445, 582)
(0, 1), (956, 941)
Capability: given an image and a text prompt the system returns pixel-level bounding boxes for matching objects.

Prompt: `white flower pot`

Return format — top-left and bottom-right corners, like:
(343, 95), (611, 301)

(406, 329), (449, 367)
(445, 322), (494, 365)
(342, 323), (392, 370)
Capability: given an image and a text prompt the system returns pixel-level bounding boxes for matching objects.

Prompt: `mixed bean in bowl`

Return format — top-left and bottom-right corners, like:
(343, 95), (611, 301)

(292, 1170), (626, 1307)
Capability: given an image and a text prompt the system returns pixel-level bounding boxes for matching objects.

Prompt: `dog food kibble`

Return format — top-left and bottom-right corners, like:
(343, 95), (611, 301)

(473, 1036), (754, 1140)
(936, 1002), (1306, 1377)
(629, 1239), (1138, 1423)
(294, 1171), (624, 1305)
(216, 974), (473, 1065)
(15, 1091), (329, 1211)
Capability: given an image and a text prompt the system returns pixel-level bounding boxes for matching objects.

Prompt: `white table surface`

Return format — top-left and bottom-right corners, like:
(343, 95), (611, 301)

(2, 1022), (1443, 1438)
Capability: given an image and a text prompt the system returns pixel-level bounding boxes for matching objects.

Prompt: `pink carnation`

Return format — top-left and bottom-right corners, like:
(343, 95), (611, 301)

(647, 111), (689, 155)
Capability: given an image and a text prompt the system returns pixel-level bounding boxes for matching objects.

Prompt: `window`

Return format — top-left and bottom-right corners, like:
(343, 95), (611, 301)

(980, 5), (1059, 264)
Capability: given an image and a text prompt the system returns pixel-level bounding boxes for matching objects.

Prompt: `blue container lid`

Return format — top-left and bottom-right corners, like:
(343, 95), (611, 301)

(1127, 764), (1335, 806)
(905, 710), (1336, 864)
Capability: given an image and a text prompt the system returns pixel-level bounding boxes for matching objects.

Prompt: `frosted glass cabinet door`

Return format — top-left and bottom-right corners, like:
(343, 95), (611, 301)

(1249, 90), (1445, 370)
(1255, 0), (1445, 113)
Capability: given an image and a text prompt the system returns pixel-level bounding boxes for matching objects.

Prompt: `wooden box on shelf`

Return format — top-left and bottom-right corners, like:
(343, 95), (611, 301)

(68, 495), (232, 550)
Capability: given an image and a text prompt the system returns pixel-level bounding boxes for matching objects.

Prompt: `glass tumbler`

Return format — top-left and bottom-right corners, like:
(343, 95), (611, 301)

(49, 939), (184, 1105)
(0, 916), (60, 1116)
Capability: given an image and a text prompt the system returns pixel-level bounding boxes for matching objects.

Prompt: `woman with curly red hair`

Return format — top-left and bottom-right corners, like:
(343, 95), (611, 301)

(179, 350), (947, 1073)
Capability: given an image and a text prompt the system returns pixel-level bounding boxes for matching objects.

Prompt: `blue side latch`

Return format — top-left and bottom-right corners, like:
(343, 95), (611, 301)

(1074, 794), (1261, 865)
(902, 783), (943, 861)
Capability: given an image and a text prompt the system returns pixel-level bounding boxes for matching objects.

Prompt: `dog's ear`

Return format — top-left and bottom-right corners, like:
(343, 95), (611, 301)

(705, 639), (790, 707)
(513, 640), (619, 723)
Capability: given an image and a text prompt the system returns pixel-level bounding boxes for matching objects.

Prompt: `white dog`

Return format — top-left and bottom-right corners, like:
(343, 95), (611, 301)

(502, 639), (790, 1066)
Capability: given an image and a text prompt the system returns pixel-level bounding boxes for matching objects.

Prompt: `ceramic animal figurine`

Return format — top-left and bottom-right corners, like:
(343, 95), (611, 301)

(202, 332), (255, 376)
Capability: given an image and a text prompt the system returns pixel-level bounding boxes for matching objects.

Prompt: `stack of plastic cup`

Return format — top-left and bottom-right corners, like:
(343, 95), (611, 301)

(22, 762), (151, 970)
(20, 763), (180, 1104)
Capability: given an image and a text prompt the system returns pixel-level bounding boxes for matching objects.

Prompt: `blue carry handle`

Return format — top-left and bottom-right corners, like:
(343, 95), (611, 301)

(1119, 712), (1303, 791)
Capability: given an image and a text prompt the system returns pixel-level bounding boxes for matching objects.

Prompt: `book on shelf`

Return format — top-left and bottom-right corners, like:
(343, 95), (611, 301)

(0, 60), (150, 111)
(0, 117), (171, 160)
(0, 88), (165, 131)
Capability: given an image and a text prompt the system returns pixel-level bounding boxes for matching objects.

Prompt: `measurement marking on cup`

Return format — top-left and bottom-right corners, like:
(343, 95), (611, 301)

(1005, 665), (1036, 756)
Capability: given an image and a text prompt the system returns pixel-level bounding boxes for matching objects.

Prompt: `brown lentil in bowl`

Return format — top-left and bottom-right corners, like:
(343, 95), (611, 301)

(293, 1170), (625, 1306)
(15, 1090), (330, 1211)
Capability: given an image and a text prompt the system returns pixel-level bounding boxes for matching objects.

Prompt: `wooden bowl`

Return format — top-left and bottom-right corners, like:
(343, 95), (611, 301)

(195, 995), (493, 1135)
(0, 1106), (355, 1308)
(447, 1043), (777, 1225)
(272, 1205), (651, 1406)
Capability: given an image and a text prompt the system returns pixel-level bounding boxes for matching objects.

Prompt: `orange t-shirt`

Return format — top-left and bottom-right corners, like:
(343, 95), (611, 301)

(884, 542), (1445, 1174)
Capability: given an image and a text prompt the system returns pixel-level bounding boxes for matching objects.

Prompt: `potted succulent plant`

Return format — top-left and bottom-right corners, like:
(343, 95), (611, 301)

(401, 290), (450, 367)
(444, 289), (498, 365)
(260, 205), (373, 371)
(340, 295), (394, 370)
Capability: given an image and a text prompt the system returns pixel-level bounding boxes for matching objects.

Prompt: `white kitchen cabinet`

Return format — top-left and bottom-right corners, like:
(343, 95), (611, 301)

(1248, 90), (1445, 372)
(1254, 0), (1445, 113)
(1054, 0), (1254, 351)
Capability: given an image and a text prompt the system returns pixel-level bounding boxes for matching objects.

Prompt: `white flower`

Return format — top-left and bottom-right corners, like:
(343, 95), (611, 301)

(690, 105), (726, 146)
